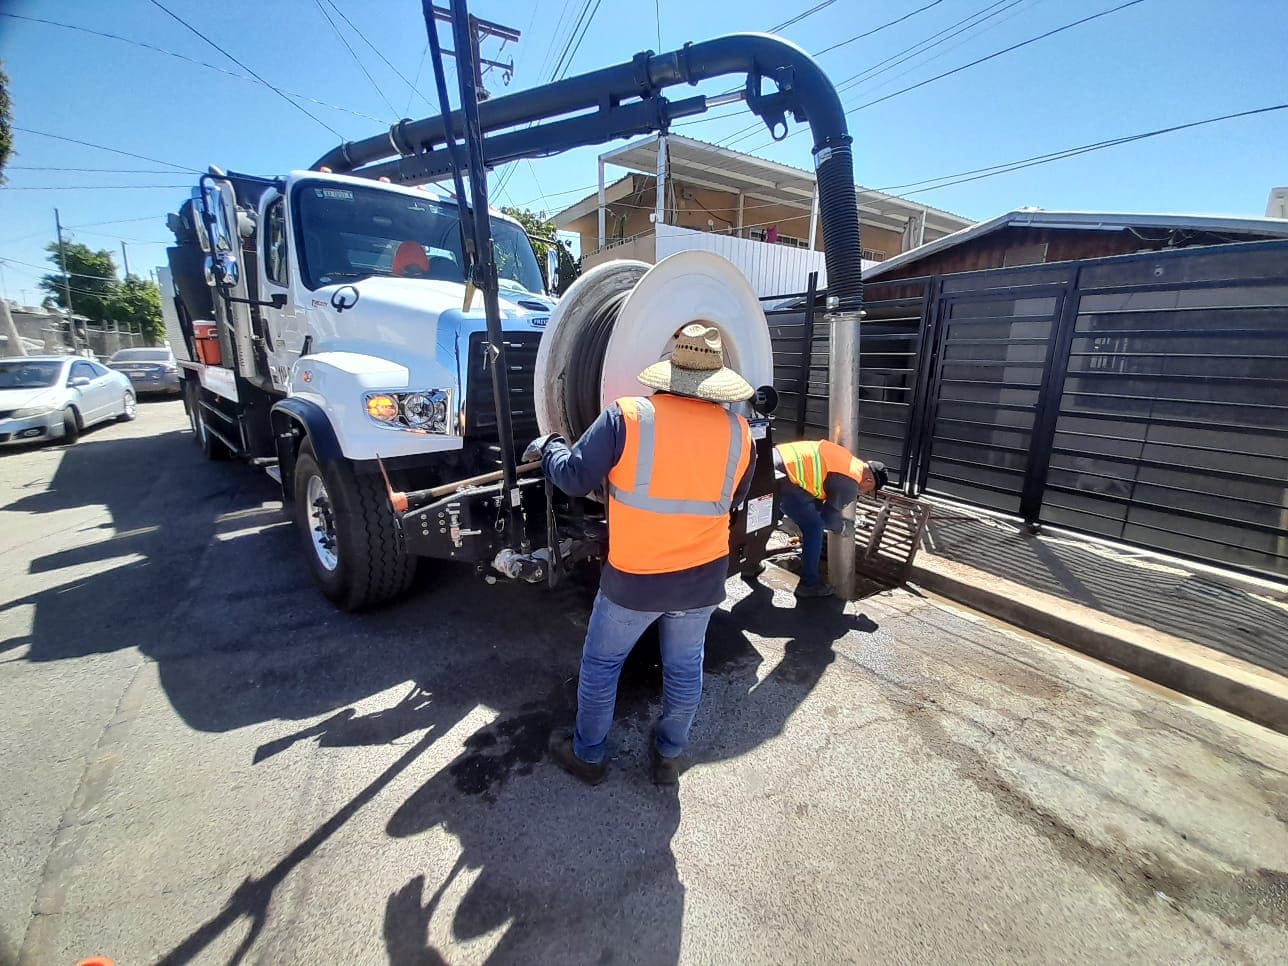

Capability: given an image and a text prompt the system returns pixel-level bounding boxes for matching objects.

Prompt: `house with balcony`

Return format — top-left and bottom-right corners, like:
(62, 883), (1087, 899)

(550, 133), (973, 296)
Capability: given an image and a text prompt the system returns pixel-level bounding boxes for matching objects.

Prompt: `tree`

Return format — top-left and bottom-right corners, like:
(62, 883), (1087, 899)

(108, 276), (165, 345)
(0, 62), (12, 184)
(40, 242), (119, 321)
(500, 206), (581, 295)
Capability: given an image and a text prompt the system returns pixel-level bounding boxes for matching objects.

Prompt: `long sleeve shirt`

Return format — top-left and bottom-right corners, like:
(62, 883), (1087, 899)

(542, 400), (756, 612)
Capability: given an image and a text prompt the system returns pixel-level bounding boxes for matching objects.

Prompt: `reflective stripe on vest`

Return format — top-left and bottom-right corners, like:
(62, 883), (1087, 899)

(776, 440), (827, 499)
(607, 397), (745, 516)
(776, 440), (866, 500)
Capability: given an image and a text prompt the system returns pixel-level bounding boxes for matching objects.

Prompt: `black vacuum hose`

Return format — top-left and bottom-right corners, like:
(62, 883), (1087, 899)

(567, 290), (629, 438)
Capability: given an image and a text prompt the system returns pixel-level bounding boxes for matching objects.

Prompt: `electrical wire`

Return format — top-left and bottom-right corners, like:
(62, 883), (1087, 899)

(322, 0), (436, 112)
(2, 185), (192, 190)
(768, 0), (840, 33)
(0, 12), (381, 124)
(6, 166), (185, 174)
(311, 0), (400, 118)
(147, 0), (345, 139)
(742, 0), (1149, 154)
(719, 0), (1022, 150)
(515, 103), (1288, 221)
(11, 128), (199, 173)
(813, 0), (949, 57)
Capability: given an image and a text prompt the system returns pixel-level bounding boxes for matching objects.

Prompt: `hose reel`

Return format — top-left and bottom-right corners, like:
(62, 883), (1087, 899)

(534, 251), (776, 444)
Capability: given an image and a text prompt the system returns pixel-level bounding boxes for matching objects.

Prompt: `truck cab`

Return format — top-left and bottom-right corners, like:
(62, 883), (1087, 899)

(167, 169), (557, 608)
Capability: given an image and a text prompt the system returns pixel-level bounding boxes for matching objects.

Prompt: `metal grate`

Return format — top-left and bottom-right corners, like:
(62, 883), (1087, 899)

(853, 491), (931, 584)
(464, 330), (543, 466)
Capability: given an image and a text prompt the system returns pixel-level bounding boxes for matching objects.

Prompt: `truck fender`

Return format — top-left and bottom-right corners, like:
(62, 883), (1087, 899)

(270, 397), (344, 501)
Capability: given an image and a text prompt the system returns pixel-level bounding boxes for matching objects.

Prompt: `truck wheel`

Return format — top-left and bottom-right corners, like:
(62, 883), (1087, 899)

(193, 400), (229, 460)
(292, 440), (415, 611)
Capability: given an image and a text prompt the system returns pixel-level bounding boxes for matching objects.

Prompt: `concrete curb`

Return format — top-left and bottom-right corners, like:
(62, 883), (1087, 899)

(909, 553), (1288, 736)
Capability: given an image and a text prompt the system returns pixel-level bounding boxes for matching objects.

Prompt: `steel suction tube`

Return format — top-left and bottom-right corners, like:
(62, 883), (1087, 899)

(311, 32), (863, 310)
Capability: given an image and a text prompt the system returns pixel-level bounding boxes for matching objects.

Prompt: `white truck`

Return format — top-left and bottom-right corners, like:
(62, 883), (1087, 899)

(161, 18), (867, 612)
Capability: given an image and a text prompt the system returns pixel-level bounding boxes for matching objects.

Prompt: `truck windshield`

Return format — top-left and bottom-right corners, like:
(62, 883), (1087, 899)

(294, 181), (544, 295)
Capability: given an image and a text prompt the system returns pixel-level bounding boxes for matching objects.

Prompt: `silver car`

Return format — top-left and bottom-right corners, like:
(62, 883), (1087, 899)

(0, 356), (136, 448)
(107, 346), (182, 395)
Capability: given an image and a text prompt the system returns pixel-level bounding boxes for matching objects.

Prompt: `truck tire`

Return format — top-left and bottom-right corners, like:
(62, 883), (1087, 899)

(193, 398), (229, 460)
(292, 440), (415, 611)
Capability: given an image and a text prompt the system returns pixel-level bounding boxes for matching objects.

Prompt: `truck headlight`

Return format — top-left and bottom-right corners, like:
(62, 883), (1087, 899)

(363, 389), (452, 434)
(12, 406), (56, 419)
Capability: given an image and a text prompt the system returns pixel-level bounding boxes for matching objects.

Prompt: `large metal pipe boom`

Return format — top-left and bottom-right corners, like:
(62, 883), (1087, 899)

(312, 32), (863, 310)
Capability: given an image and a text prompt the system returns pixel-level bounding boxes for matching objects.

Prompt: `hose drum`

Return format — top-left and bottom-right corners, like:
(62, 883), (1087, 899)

(814, 143), (864, 312)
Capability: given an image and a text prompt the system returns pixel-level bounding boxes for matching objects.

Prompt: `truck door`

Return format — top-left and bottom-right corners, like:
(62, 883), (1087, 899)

(259, 192), (302, 390)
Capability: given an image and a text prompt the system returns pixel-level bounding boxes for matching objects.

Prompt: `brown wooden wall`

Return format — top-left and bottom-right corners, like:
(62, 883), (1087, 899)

(873, 226), (1285, 282)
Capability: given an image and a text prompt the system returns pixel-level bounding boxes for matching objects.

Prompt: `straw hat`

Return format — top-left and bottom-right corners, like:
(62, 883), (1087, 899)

(637, 323), (754, 403)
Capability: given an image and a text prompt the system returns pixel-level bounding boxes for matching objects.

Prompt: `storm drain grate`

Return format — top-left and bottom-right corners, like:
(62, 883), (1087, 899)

(853, 492), (931, 585)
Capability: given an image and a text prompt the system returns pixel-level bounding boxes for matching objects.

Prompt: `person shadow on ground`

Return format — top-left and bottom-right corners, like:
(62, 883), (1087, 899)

(379, 569), (879, 964)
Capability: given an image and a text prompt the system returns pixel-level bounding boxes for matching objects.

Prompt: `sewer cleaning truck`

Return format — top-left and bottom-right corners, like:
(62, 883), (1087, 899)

(161, 6), (865, 611)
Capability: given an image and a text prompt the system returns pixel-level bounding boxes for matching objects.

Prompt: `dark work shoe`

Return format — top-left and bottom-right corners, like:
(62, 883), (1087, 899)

(651, 746), (681, 786)
(794, 580), (835, 599)
(548, 728), (606, 786)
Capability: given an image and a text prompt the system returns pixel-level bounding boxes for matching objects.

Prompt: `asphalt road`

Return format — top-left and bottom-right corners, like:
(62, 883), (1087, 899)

(2, 399), (1286, 965)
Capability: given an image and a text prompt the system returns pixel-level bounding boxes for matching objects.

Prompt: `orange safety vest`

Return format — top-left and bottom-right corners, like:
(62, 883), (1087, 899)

(607, 395), (753, 575)
(775, 440), (868, 500)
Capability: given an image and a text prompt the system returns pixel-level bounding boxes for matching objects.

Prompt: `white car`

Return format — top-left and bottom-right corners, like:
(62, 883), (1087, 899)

(0, 355), (136, 448)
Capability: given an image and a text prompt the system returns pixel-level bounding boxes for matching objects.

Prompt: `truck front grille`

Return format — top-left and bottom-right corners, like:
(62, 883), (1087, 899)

(464, 330), (543, 467)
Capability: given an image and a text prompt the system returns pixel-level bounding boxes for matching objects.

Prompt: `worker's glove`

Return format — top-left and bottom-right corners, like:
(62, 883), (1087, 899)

(522, 433), (563, 463)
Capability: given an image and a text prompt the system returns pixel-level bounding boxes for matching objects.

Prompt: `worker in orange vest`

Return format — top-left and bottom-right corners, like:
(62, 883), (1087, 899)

(526, 323), (756, 786)
(774, 439), (888, 598)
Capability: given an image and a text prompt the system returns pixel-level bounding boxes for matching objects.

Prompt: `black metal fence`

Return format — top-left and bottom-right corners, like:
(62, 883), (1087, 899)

(767, 240), (1288, 581)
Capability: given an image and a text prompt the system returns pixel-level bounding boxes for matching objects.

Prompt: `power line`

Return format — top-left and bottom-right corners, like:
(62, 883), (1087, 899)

(323, 0), (436, 112)
(147, 0), (345, 139)
(551, 0), (604, 81)
(813, 0), (948, 57)
(12, 128), (199, 173)
(720, 0), (1022, 149)
(767, 0), (840, 33)
(3, 185), (192, 191)
(311, 0), (400, 118)
(0, 256), (122, 282)
(855, 0), (1147, 114)
(0, 12), (382, 124)
(7, 166), (185, 174)
(742, 0), (1148, 154)
(882, 103), (1288, 197)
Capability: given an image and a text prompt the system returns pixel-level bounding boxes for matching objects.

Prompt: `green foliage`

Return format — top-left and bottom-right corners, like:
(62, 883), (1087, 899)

(109, 276), (165, 345)
(38, 241), (164, 343)
(500, 206), (581, 295)
(0, 63), (11, 184)
(41, 242), (119, 321)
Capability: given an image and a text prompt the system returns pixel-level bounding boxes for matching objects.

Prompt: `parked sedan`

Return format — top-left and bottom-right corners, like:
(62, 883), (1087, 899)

(0, 356), (135, 447)
(107, 346), (182, 395)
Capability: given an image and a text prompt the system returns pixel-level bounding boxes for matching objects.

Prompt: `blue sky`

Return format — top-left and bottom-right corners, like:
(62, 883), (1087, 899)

(1, 0), (1285, 304)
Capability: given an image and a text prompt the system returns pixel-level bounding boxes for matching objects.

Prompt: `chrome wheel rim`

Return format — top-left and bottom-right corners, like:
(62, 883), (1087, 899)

(306, 474), (339, 572)
(124, 392), (136, 418)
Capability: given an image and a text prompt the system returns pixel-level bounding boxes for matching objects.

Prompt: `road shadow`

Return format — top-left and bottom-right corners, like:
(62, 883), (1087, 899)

(6, 414), (882, 962)
(922, 513), (1288, 674)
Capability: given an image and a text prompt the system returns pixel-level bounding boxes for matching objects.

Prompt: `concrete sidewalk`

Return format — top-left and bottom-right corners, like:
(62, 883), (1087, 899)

(906, 502), (1288, 734)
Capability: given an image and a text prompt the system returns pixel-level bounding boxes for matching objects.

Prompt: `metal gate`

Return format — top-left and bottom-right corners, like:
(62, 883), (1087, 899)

(768, 239), (1288, 581)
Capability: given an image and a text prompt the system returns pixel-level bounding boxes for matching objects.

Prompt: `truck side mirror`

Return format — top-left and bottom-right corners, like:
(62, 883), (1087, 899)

(546, 246), (559, 295)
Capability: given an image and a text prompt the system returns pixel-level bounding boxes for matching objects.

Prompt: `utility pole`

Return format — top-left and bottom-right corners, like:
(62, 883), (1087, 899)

(54, 209), (74, 318)
(120, 241), (131, 277)
(429, 4), (519, 101)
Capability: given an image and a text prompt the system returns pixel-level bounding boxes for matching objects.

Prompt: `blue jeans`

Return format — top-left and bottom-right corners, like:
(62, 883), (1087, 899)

(574, 591), (718, 764)
(779, 483), (826, 586)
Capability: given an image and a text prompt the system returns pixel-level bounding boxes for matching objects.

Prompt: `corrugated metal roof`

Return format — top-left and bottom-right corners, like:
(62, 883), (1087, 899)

(865, 208), (1288, 280)
(550, 134), (973, 232)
